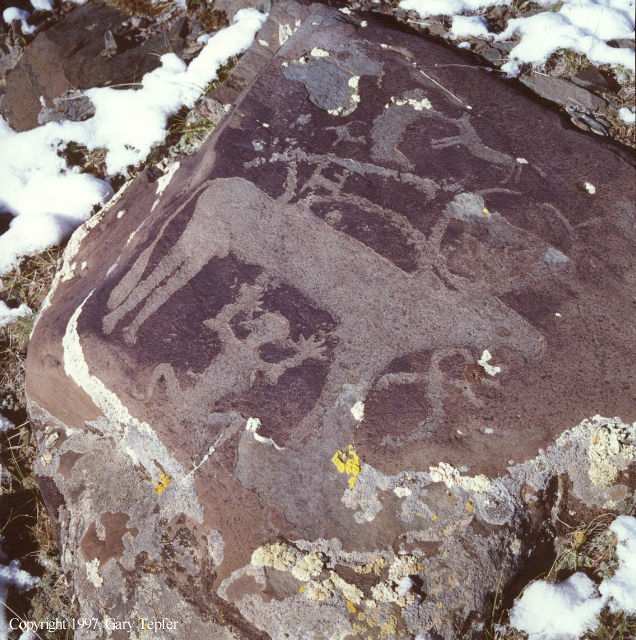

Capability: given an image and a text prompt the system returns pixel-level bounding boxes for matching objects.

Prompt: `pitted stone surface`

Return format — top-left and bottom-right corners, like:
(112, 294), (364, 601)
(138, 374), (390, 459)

(26, 2), (636, 638)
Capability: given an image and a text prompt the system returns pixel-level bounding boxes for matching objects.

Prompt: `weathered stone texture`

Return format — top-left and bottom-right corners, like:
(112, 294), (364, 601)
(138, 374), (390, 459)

(26, 2), (635, 638)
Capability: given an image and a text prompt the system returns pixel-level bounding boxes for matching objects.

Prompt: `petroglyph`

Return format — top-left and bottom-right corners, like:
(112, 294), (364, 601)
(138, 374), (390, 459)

(95, 22), (579, 453)
(100, 159), (561, 446)
(25, 4), (636, 637)
(138, 274), (328, 423)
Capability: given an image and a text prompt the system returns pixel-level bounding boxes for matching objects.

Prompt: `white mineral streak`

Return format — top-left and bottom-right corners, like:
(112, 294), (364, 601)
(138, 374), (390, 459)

(155, 161), (180, 196)
(478, 349), (501, 376)
(245, 417), (285, 450)
(350, 401), (365, 421)
(278, 19), (301, 45)
(428, 461), (491, 493)
(63, 293), (202, 521)
(386, 95), (433, 110)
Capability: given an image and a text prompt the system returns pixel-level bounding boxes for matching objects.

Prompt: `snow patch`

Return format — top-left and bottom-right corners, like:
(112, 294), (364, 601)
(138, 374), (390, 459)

(0, 9), (266, 277)
(619, 107), (636, 124)
(0, 301), (32, 329)
(510, 572), (605, 639)
(401, 0), (635, 76)
(2, 7), (35, 34)
(511, 515), (636, 638)
(0, 552), (39, 637)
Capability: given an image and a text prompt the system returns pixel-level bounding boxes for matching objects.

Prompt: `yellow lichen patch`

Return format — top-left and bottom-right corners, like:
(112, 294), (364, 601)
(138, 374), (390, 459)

(332, 444), (361, 488)
(303, 579), (333, 601)
(588, 424), (636, 487)
(301, 571), (364, 605)
(482, 207), (490, 216)
(379, 615), (398, 639)
(299, 584), (306, 594)
(371, 581), (398, 603)
(154, 472), (171, 495)
(291, 552), (324, 581)
(353, 557), (387, 575)
(347, 600), (357, 613)
(465, 502), (474, 512)
(331, 572), (364, 604)
(251, 542), (296, 571)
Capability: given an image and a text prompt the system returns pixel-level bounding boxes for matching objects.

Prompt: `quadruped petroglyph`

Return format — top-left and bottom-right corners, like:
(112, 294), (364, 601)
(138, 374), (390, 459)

(58, 7), (634, 487)
(92, 16), (608, 458)
(99, 155), (566, 447)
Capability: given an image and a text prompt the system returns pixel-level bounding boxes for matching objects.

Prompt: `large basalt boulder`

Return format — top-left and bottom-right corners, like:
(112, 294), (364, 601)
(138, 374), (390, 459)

(26, 2), (635, 638)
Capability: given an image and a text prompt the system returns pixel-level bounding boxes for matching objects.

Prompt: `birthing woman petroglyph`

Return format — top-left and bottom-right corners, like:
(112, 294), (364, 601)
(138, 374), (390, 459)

(138, 275), (329, 421)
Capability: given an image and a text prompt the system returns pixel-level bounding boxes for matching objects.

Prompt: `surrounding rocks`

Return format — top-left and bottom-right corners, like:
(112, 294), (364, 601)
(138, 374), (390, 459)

(571, 67), (613, 92)
(24, 1), (636, 638)
(0, 0), (186, 131)
(520, 72), (607, 113)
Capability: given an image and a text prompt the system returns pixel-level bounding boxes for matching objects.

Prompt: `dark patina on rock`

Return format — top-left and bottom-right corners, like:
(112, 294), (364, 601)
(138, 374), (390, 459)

(26, 2), (635, 638)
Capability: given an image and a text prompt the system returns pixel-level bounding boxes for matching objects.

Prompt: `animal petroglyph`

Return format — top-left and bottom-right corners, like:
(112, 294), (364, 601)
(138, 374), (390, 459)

(100, 149), (569, 444)
(98, 32), (579, 447)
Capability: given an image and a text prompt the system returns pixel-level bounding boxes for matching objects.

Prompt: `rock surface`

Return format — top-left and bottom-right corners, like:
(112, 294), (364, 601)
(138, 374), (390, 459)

(25, 2), (636, 638)
(520, 73), (607, 113)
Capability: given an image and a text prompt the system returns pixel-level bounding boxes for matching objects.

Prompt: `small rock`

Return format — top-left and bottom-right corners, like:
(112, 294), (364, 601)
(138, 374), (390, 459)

(571, 68), (613, 91)
(484, 5), (508, 33)
(37, 89), (95, 126)
(568, 110), (608, 136)
(424, 19), (448, 37)
(493, 40), (516, 55)
(607, 38), (635, 49)
(1, 1), (186, 131)
(520, 73), (607, 112)
(479, 45), (504, 64)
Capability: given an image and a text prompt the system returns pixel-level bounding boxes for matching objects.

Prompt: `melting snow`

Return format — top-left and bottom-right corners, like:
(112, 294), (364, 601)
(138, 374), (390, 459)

(0, 8), (267, 276)
(401, 0), (636, 76)
(510, 515), (636, 639)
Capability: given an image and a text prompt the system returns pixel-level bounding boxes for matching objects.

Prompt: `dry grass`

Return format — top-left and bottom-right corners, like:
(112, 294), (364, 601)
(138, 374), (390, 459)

(1, 247), (62, 407)
(104, 0), (172, 18)
(1, 246), (72, 639)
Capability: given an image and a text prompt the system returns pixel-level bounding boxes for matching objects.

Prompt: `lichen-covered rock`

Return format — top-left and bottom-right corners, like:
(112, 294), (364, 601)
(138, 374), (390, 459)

(25, 1), (636, 637)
